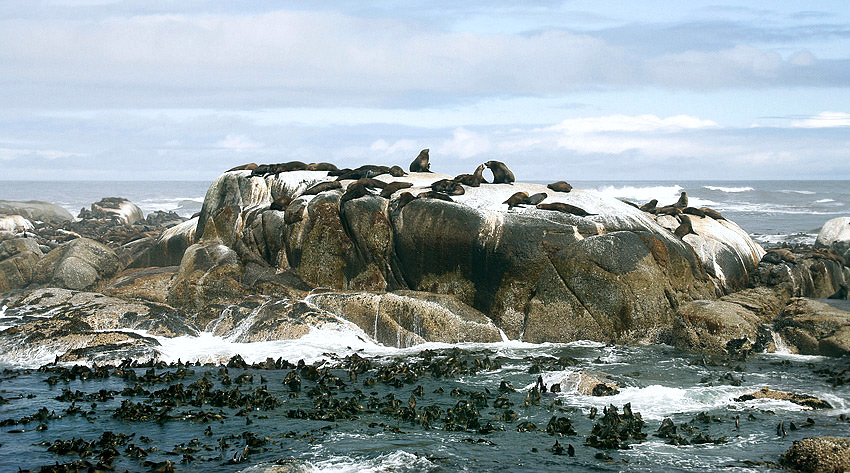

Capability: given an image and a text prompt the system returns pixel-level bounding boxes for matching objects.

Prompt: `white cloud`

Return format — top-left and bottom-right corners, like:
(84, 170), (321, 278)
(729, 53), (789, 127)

(370, 138), (418, 155)
(0, 147), (83, 160)
(791, 111), (850, 128)
(437, 127), (492, 159)
(215, 134), (262, 152)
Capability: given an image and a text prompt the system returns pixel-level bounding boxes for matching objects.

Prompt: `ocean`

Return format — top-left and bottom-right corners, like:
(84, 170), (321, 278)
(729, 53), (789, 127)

(0, 179), (848, 472)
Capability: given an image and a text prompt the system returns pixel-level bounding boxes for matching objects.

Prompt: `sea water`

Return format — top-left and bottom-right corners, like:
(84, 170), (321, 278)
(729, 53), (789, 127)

(0, 179), (849, 472)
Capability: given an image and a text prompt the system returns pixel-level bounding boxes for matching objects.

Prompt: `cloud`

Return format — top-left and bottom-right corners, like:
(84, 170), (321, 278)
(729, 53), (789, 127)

(0, 147), (84, 160)
(1, 10), (847, 108)
(215, 134), (263, 152)
(791, 111), (850, 128)
(437, 127), (492, 158)
(370, 138), (418, 155)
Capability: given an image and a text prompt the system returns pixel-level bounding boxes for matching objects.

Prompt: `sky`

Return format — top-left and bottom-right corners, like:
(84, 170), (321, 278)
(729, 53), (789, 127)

(1, 1), (849, 181)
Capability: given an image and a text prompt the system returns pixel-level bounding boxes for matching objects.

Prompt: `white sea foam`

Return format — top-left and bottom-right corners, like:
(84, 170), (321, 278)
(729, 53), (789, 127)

(815, 198), (836, 203)
(781, 190), (816, 195)
(751, 232), (818, 246)
(591, 184), (717, 208)
(241, 451), (437, 473)
(703, 185), (754, 193)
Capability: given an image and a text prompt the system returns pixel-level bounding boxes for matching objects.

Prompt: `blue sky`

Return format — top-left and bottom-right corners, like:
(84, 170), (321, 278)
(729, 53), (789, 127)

(1, 1), (849, 180)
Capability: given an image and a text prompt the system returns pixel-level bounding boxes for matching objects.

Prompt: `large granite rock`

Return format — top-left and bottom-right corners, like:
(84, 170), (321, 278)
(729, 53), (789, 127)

(103, 266), (178, 304)
(0, 237), (43, 291)
(79, 197), (144, 225)
(130, 217), (198, 268)
(167, 241), (245, 310)
(0, 200), (73, 223)
(816, 216), (850, 264)
(752, 247), (849, 299)
(33, 237), (120, 290)
(781, 437), (850, 473)
(0, 215), (34, 233)
(774, 297), (850, 357)
(185, 170), (766, 343)
(0, 288), (196, 365)
(307, 290), (503, 347)
(671, 287), (788, 355)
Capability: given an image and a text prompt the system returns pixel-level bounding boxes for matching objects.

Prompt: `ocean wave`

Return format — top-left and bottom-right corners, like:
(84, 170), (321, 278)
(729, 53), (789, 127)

(815, 198), (837, 203)
(780, 190), (816, 195)
(240, 451), (436, 473)
(703, 185), (754, 193)
(750, 233), (817, 246)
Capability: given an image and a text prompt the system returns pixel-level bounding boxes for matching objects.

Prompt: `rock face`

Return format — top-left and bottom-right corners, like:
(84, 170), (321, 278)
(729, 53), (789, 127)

(0, 237), (43, 291)
(188, 170), (766, 343)
(167, 241), (244, 310)
(307, 291), (503, 347)
(33, 237), (120, 290)
(774, 297), (850, 357)
(816, 217), (850, 263)
(780, 437), (850, 473)
(80, 197), (144, 225)
(0, 200), (73, 223)
(130, 217), (198, 268)
(0, 288), (197, 365)
(0, 215), (34, 233)
(671, 287), (789, 355)
(752, 247), (850, 299)
(734, 387), (832, 409)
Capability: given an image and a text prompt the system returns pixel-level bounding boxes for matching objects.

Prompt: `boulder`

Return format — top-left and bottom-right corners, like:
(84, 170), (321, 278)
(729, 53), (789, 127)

(130, 217), (198, 268)
(167, 241), (245, 309)
(192, 295), (342, 342)
(734, 387), (832, 409)
(0, 237), (43, 291)
(0, 200), (73, 223)
(816, 217), (850, 264)
(541, 371), (620, 396)
(80, 197), (144, 225)
(0, 288), (196, 365)
(671, 287), (788, 355)
(752, 248), (850, 299)
(780, 437), (850, 473)
(774, 297), (850, 357)
(307, 290), (503, 347)
(104, 266), (178, 304)
(0, 215), (34, 233)
(33, 237), (119, 290)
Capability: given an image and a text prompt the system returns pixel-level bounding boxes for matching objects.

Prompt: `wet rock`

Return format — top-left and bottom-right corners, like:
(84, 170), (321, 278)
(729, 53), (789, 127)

(541, 370), (619, 396)
(33, 237), (120, 290)
(734, 387), (832, 409)
(144, 210), (185, 228)
(167, 241), (245, 310)
(0, 237), (43, 291)
(130, 217), (198, 268)
(78, 197), (144, 226)
(103, 266), (178, 304)
(585, 403), (646, 449)
(752, 247), (850, 299)
(816, 217), (850, 265)
(774, 298), (850, 357)
(307, 291), (502, 347)
(0, 200), (73, 223)
(780, 436), (850, 472)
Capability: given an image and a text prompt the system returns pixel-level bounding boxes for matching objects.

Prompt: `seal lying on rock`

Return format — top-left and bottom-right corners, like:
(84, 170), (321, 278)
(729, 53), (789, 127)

(302, 181), (342, 196)
(418, 191), (453, 202)
(639, 199), (658, 212)
(226, 163), (258, 172)
(454, 164), (486, 187)
(431, 179), (465, 196)
(674, 215), (697, 238)
(547, 181), (572, 193)
(380, 181), (413, 198)
(536, 202), (594, 217)
(504, 192), (529, 209)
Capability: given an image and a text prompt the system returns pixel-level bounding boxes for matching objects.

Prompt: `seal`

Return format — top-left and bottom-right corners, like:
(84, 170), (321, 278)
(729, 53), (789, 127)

(306, 162), (339, 172)
(683, 207), (706, 218)
(504, 191), (529, 209)
(334, 165), (397, 181)
(536, 202), (595, 217)
(485, 160), (515, 184)
(226, 163), (258, 172)
(547, 181), (572, 193)
(620, 199), (639, 208)
(395, 192), (417, 210)
(672, 191), (688, 209)
(417, 190), (453, 202)
(525, 192), (547, 206)
(674, 215), (697, 238)
(409, 149), (431, 172)
(639, 199), (658, 212)
(654, 205), (682, 216)
(269, 195), (293, 211)
(302, 181), (342, 196)
(380, 181), (413, 198)
(431, 179), (465, 195)
(339, 181), (372, 204)
(353, 177), (387, 190)
(454, 164), (487, 187)
(388, 165), (406, 177)
(699, 207), (725, 220)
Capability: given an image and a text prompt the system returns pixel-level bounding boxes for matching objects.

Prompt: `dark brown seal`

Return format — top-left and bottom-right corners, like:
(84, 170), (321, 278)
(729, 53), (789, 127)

(536, 202), (594, 217)
(226, 163), (258, 172)
(302, 181), (342, 195)
(409, 149), (431, 172)
(525, 192), (547, 206)
(672, 191), (688, 209)
(380, 181), (413, 198)
(340, 182), (372, 204)
(547, 181), (572, 193)
(504, 191), (529, 209)
(455, 164), (487, 187)
(683, 207), (706, 218)
(485, 160), (515, 184)
(674, 215), (697, 238)
(306, 162), (339, 172)
(353, 177), (387, 189)
(395, 192), (417, 209)
(639, 199), (658, 212)
(699, 207), (725, 220)
(431, 179), (465, 195)
(269, 195), (293, 211)
(417, 190), (453, 202)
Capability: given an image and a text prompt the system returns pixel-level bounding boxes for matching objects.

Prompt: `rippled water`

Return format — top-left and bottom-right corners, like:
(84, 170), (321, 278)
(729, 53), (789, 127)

(1, 341), (848, 472)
